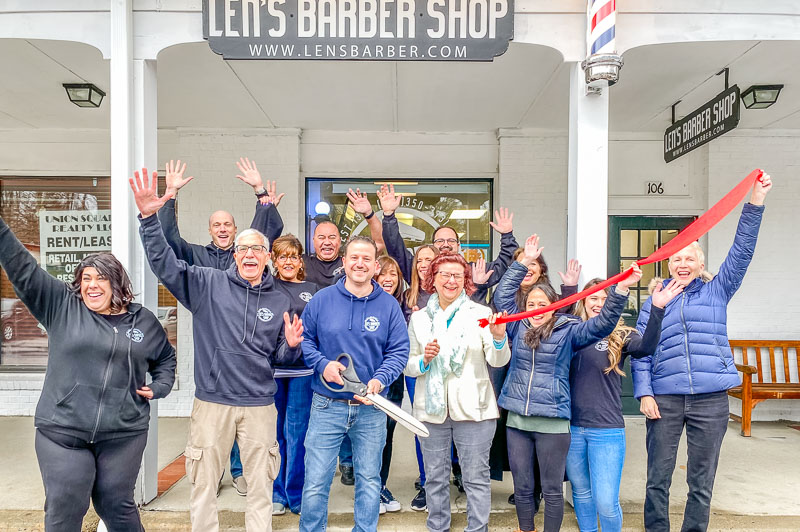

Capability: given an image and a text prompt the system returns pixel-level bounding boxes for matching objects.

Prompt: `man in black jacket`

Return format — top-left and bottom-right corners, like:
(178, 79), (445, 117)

(157, 158), (284, 270)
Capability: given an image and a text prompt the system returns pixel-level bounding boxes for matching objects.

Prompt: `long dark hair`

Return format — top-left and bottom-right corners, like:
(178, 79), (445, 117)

(511, 248), (552, 312)
(522, 282), (559, 350)
(69, 253), (134, 314)
(376, 255), (405, 302)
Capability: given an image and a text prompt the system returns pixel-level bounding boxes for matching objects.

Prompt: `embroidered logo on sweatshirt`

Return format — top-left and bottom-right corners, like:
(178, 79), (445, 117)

(257, 308), (274, 322)
(126, 328), (144, 343)
(595, 340), (609, 351)
(364, 316), (380, 332)
(299, 292), (313, 302)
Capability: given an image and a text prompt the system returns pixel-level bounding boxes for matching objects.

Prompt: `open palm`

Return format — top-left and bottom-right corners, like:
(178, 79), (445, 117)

(129, 168), (172, 218)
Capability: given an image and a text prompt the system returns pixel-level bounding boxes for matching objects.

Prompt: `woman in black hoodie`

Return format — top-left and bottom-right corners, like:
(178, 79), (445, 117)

(0, 216), (176, 531)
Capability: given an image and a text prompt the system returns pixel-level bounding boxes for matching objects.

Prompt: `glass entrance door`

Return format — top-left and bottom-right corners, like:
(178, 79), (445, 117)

(608, 215), (696, 415)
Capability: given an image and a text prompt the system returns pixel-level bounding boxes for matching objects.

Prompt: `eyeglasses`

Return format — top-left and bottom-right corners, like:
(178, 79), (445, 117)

(433, 238), (459, 246)
(437, 271), (464, 282)
(234, 245), (267, 254)
(275, 255), (300, 263)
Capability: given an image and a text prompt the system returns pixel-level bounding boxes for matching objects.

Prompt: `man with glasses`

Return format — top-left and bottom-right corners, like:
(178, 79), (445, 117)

(157, 158), (285, 496)
(375, 184), (519, 303)
(131, 169), (304, 532)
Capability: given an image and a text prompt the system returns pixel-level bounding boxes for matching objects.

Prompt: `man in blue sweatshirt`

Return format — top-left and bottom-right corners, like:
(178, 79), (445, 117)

(131, 169), (304, 532)
(299, 236), (410, 532)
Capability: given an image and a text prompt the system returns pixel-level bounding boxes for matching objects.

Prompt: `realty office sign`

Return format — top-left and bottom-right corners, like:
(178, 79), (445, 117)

(664, 85), (740, 163)
(203, 0), (514, 61)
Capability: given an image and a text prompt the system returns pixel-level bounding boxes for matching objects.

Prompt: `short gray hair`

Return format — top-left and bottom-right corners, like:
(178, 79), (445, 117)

(235, 229), (269, 249)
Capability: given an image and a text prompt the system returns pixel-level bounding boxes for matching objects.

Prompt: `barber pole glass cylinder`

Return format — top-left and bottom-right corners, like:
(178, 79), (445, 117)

(581, 0), (623, 88)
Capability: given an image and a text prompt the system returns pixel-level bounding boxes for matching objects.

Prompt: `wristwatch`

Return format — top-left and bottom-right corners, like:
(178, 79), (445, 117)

(254, 186), (268, 198)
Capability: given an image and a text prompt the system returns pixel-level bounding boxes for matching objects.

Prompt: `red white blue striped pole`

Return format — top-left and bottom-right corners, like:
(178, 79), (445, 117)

(582, 0), (623, 87)
(588, 0), (617, 56)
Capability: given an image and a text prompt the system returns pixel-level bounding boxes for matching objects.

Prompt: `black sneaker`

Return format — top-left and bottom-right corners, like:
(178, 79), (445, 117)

(410, 488), (427, 511)
(414, 476), (422, 491)
(339, 464), (355, 486)
(508, 493), (515, 505)
(453, 472), (464, 493)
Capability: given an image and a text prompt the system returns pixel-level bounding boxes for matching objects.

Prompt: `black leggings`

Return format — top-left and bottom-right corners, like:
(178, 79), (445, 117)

(35, 428), (148, 532)
(507, 427), (571, 532)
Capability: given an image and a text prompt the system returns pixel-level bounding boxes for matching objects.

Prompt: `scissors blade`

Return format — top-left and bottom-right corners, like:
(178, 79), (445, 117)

(366, 393), (430, 438)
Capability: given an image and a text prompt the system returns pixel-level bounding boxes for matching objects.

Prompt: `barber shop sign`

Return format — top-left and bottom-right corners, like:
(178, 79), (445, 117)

(203, 0), (514, 61)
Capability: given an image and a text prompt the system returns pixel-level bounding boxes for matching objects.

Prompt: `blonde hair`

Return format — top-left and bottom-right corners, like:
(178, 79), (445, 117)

(574, 278), (635, 376)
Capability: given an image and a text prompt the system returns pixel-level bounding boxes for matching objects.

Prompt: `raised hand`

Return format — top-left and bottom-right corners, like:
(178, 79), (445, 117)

(129, 167), (173, 218)
(651, 279), (684, 309)
(423, 339), (440, 365)
(750, 172), (772, 206)
(558, 259), (582, 287)
(471, 257), (495, 285)
(346, 188), (374, 217)
(377, 184), (401, 215)
(487, 311), (507, 341)
(618, 263), (643, 291)
(164, 159), (194, 196)
(518, 234), (544, 266)
(262, 180), (285, 206)
(235, 157), (264, 190)
(283, 312), (304, 348)
(489, 207), (514, 234)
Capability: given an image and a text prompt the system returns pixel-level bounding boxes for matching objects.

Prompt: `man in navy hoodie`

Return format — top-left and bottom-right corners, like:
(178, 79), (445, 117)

(299, 236), (410, 532)
(131, 169), (304, 532)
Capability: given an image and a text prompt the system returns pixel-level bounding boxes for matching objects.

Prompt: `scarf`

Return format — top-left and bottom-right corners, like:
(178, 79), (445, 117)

(423, 290), (469, 416)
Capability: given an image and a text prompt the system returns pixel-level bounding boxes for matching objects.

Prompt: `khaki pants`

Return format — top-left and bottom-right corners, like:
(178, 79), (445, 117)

(184, 398), (280, 532)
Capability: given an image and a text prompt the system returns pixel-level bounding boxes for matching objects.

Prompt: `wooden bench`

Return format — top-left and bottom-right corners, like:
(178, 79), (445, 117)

(727, 340), (800, 437)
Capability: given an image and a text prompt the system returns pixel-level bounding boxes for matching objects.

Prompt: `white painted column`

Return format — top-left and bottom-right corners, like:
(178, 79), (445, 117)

(567, 62), (610, 282)
(111, 0), (160, 506)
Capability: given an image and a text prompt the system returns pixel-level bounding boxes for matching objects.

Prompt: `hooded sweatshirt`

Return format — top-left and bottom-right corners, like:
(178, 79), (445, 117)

(139, 214), (299, 407)
(273, 278), (318, 375)
(158, 198), (284, 269)
(301, 277), (410, 400)
(0, 217), (175, 442)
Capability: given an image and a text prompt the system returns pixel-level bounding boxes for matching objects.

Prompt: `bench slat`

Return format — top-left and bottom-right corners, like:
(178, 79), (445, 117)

(784, 348), (791, 384)
(756, 347), (764, 383)
(769, 347), (777, 383)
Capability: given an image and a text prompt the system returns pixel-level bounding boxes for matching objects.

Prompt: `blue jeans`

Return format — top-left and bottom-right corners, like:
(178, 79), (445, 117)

(565, 427), (626, 532)
(404, 376), (426, 485)
(273, 375), (313, 513)
(230, 440), (242, 478)
(300, 393), (387, 532)
(338, 434), (353, 468)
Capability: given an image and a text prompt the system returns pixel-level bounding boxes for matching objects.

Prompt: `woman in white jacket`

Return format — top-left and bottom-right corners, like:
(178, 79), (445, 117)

(405, 253), (510, 532)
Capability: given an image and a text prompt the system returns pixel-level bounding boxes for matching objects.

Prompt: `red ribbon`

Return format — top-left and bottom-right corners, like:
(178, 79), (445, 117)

(478, 169), (764, 328)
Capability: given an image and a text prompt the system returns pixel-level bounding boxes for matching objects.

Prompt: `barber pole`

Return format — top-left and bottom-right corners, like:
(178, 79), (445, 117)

(581, 0), (623, 88)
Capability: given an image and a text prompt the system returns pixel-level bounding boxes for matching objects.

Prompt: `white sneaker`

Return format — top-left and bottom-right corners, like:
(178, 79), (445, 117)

(380, 486), (402, 512)
(273, 502), (286, 516)
(379, 502), (387, 515)
(232, 475), (247, 496)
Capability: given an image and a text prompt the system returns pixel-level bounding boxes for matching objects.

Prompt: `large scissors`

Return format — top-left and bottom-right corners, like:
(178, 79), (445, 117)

(321, 353), (429, 438)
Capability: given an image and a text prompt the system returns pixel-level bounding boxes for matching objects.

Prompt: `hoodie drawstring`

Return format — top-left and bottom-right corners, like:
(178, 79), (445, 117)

(361, 298), (367, 332)
(126, 313), (137, 394)
(241, 287), (250, 343)
(348, 295), (354, 331)
(250, 285), (262, 342)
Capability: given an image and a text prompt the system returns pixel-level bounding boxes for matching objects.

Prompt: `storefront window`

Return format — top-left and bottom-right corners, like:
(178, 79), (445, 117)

(1, 177), (111, 369)
(0, 177), (179, 370)
(305, 179), (493, 262)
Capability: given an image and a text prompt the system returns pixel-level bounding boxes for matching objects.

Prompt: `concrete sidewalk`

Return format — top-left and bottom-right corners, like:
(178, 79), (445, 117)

(1, 416), (799, 530)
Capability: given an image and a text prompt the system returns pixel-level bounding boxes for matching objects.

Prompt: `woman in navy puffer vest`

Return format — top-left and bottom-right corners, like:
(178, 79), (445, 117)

(493, 234), (641, 532)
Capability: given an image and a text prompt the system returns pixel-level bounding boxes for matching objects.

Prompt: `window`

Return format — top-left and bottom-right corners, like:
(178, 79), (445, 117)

(305, 179), (494, 261)
(1, 177), (110, 369)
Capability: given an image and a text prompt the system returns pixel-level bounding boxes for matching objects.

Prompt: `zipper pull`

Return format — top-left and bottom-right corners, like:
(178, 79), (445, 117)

(113, 327), (118, 333)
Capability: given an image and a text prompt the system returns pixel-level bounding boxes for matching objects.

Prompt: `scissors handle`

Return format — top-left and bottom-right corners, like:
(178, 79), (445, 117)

(319, 353), (367, 396)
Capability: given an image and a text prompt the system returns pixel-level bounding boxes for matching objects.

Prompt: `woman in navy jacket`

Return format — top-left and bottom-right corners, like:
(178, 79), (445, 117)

(493, 234), (640, 532)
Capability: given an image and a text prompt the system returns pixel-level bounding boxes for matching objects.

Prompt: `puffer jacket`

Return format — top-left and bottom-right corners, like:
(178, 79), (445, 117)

(631, 203), (765, 398)
(494, 261), (627, 419)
